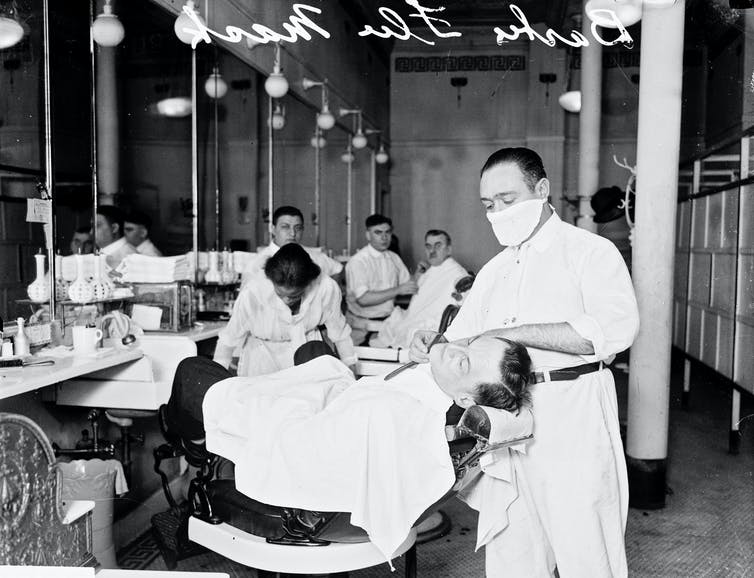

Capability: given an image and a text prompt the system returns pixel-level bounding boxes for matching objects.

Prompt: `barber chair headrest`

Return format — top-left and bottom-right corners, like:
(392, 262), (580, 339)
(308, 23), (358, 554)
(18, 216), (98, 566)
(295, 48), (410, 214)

(449, 405), (533, 445)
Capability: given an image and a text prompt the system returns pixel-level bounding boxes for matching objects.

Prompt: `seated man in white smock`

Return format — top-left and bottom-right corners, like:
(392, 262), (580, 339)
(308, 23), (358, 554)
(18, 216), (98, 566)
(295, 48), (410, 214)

(371, 229), (468, 348)
(214, 243), (356, 376)
(241, 205), (343, 285)
(164, 335), (533, 561)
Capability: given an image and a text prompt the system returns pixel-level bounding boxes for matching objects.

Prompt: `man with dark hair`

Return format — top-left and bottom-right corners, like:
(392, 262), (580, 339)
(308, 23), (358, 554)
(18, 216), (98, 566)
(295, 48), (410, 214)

(345, 214), (416, 344)
(241, 205), (343, 285)
(410, 147), (639, 577)
(95, 205), (136, 269)
(372, 229), (468, 348)
(69, 226), (93, 255)
(124, 210), (162, 257)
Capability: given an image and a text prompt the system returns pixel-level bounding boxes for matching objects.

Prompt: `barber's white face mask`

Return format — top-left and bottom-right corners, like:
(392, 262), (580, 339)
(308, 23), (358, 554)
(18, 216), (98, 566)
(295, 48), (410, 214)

(485, 198), (546, 247)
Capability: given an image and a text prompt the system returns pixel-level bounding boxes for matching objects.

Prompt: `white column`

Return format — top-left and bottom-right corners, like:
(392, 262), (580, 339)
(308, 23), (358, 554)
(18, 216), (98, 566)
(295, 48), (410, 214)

(626, 0), (686, 509)
(95, 46), (119, 205)
(576, 9), (601, 232)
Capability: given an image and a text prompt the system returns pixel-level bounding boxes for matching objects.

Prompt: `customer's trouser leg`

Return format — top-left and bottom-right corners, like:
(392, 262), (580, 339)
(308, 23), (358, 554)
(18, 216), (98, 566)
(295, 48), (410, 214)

(165, 357), (233, 442)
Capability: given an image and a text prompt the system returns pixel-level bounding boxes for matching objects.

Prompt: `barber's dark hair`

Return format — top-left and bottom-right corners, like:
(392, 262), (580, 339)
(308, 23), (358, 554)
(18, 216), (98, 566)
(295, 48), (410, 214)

(97, 205), (126, 236)
(480, 147), (547, 194)
(264, 243), (321, 289)
(474, 338), (532, 412)
(365, 214), (392, 229)
(425, 229), (451, 245)
(125, 210), (152, 230)
(273, 206), (304, 226)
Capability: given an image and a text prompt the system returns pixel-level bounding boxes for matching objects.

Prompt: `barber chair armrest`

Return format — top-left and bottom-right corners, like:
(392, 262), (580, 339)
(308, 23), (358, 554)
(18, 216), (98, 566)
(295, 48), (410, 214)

(61, 500), (95, 524)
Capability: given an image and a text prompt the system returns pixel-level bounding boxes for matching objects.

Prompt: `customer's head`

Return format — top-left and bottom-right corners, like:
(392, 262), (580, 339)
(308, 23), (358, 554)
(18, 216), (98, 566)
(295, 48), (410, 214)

(429, 335), (531, 411)
(272, 206), (304, 246)
(123, 211), (153, 247)
(365, 214), (393, 252)
(70, 226), (93, 255)
(424, 229), (452, 267)
(264, 243), (321, 309)
(95, 206), (126, 247)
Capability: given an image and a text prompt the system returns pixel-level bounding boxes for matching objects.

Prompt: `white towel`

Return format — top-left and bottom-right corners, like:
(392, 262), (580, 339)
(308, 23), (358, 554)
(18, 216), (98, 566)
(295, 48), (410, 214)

(202, 357), (456, 563)
(119, 254), (191, 282)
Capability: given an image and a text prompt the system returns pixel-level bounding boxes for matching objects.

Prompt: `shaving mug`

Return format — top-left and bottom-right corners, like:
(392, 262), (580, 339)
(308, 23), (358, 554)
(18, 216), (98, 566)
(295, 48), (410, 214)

(72, 326), (103, 354)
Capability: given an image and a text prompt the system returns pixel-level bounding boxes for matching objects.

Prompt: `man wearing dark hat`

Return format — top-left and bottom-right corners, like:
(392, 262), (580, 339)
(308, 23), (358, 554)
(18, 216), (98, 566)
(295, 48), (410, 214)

(591, 186), (633, 272)
(124, 210), (163, 257)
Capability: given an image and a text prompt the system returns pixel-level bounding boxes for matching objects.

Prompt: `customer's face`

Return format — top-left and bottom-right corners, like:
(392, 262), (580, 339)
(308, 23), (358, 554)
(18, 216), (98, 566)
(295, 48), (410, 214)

(272, 215), (304, 246)
(70, 232), (93, 255)
(94, 214), (118, 247)
(123, 222), (147, 246)
(366, 224), (392, 252)
(425, 234), (451, 267)
(429, 336), (508, 407)
(479, 162), (547, 214)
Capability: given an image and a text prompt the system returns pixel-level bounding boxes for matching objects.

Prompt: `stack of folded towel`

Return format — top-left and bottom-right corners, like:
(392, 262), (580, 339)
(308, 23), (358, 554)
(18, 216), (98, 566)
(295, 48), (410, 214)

(119, 254), (192, 282)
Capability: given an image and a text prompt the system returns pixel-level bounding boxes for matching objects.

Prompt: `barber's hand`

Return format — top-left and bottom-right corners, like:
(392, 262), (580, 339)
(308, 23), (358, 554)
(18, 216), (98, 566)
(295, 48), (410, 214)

(398, 280), (419, 296)
(409, 330), (439, 364)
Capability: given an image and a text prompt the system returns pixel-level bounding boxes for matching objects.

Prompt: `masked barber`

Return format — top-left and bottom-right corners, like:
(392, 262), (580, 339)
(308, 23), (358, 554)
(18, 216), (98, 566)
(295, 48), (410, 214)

(410, 148), (639, 577)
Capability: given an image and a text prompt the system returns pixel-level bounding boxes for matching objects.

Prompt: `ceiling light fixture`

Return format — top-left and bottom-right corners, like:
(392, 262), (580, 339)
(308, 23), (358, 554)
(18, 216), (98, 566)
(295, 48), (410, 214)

(92, 0), (124, 47)
(174, 0), (205, 45)
(270, 102), (286, 130)
(204, 66), (228, 99)
(0, 2), (24, 50)
(264, 42), (289, 99)
(302, 77), (336, 131)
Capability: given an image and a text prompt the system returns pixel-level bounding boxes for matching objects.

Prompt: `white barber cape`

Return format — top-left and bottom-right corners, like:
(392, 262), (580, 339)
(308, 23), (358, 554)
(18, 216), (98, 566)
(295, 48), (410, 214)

(445, 212), (639, 578)
(100, 237), (137, 270)
(373, 257), (468, 348)
(202, 356), (456, 563)
(240, 242), (343, 286)
(214, 274), (356, 376)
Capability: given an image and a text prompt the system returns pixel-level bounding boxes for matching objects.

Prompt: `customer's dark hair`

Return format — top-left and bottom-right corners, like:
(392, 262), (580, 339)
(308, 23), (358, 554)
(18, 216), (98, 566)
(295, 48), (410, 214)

(474, 338), (532, 412)
(273, 206), (304, 225)
(264, 243), (321, 289)
(97, 205), (126, 235)
(365, 214), (392, 229)
(425, 229), (451, 245)
(480, 147), (547, 194)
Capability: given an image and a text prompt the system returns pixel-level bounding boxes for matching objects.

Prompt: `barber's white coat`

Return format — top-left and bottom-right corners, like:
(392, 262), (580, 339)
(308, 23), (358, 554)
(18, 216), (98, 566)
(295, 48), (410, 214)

(445, 212), (639, 578)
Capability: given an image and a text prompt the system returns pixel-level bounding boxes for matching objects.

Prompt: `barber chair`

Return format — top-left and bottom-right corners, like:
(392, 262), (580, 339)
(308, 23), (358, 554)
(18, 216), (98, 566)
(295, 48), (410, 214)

(153, 401), (530, 576)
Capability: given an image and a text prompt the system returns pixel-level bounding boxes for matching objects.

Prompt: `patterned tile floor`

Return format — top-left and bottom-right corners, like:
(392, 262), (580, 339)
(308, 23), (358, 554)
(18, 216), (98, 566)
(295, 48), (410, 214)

(118, 353), (754, 577)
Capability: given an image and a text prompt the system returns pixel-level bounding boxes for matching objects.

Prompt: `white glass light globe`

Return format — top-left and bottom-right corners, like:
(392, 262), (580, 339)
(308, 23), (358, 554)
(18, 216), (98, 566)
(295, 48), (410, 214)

(204, 70), (228, 99)
(265, 72), (289, 99)
(310, 135), (327, 149)
(156, 97), (192, 118)
(174, 2), (205, 45)
(341, 150), (355, 163)
(92, 7), (125, 47)
(316, 109), (336, 131)
(585, 0), (642, 28)
(270, 110), (286, 130)
(558, 90), (581, 113)
(0, 17), (24, 50)
(375, 147), (389, 165)
(352, 131), (368, 150)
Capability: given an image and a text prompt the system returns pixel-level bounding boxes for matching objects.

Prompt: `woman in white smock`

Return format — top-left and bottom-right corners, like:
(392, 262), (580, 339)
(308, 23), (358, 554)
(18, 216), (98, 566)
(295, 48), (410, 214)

(213, 243), (356, 376)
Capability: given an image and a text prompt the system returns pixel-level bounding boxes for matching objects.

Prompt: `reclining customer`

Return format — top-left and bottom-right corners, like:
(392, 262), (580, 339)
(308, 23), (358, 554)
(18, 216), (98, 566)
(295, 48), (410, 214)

(163, 336), (532, 561)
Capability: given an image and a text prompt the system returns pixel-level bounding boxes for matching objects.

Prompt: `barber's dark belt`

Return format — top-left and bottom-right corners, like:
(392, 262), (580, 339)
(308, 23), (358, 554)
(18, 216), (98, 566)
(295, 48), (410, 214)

(530, 361), (604, 384)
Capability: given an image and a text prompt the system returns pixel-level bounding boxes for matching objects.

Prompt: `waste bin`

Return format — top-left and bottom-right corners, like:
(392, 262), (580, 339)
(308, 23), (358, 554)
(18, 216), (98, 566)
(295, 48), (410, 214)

(58, 458), (128, 569)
